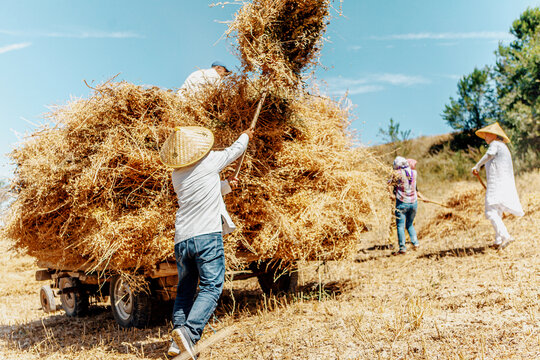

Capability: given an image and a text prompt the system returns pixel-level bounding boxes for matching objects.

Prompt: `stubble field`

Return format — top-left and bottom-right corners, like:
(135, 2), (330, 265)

(1, 171), (538, 359)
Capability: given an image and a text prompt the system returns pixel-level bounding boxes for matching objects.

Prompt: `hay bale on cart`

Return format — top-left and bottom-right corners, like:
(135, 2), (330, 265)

(3, 0), (392, 328)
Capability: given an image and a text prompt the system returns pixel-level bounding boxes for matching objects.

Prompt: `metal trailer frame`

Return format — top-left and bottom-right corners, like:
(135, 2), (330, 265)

(35, 255), (298, 328)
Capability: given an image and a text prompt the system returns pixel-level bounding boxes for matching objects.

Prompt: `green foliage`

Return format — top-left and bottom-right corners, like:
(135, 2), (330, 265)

(495, 7), (540, 171)
(378, 118), (412, 143)
(442, 66), (501, 132)
(441, 7), (540, 172)
(509, 7), (540, 50)
(420, 141), (482, 184)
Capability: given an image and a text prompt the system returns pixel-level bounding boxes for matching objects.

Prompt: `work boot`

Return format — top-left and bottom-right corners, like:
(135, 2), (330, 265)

(167, 339), (180, 357)
(171, 327), (197, 360)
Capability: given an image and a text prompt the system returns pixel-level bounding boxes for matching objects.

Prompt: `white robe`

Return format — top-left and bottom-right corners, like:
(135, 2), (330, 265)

(478, 141), (524, 216)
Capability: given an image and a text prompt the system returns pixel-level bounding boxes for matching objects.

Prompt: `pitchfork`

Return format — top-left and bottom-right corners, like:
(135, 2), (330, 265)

(233, 90), (268, 178)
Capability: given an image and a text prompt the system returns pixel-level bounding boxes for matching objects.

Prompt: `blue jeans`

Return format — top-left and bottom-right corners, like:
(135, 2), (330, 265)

(395, 200), (419, 251)
(172, 232), (225, 343)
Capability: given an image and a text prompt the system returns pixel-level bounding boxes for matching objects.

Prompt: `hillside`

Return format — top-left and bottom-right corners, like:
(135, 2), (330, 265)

(0, 137), (538, 359)
(371, 132), (489, 192)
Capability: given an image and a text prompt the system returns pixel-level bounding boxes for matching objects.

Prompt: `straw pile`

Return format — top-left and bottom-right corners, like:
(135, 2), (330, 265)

(5, 84), (180, 272)
(223, 93), (392, 263)
(4, 0), (392, 274)
(227, 0), (330, 88)
(5, 77), (391, 272)
(418, 184), (485, 239)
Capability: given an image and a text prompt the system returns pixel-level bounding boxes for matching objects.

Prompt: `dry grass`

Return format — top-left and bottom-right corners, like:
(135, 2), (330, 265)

(417, 183), (485, 239)
(1, 171), (538, 359)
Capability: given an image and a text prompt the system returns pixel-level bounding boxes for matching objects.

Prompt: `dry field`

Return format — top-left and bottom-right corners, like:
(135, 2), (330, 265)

(1, 171), (538, 360)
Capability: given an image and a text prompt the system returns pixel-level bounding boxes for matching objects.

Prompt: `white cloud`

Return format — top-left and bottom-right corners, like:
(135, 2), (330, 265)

(324, 78), (384, 96)
(372, 31), (512, 41)
(0, 29), (142, 39)
(373, 73), (430, 86)
(440, 74), (462, 80)
(0, 42), (31, 54)
(324, 73), (430, 96)
(347, 45), (362, 52)
(44, 31), (142, 39)
(347, 85), (385, 95)
(0, 30), (18, 36)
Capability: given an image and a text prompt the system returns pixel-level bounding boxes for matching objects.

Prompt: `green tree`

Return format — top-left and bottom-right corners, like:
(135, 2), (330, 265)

(378, 118), (411, 143)
(508, 7), (540, 51)
(442, 66), (501, 132)
(495, 7), (540, 170)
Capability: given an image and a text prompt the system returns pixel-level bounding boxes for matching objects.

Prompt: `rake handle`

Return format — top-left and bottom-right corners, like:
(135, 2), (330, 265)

(474, 172), (487, 190)
(233, 91), (268, 178)
(422, 199), (449, 208)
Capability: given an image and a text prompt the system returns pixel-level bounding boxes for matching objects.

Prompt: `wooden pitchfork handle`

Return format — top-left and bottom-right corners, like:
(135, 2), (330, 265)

(421, 199), (449, 208)
(474, 172), (487, 190)
(233, 91), (268, 178)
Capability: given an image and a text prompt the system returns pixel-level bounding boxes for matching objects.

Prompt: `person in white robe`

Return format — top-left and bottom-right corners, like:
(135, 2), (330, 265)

(472, 122), (524, 249)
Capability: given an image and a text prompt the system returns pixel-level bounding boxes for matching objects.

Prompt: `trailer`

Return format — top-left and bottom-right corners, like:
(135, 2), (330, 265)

(36, 254), (298, 328)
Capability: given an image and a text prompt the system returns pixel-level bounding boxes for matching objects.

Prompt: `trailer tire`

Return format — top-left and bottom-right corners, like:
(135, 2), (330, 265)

(250, 261), (298, 295)
(110, 276), (151, 329)
(59, 277), (89, 317)
(40, 285), (57, 313)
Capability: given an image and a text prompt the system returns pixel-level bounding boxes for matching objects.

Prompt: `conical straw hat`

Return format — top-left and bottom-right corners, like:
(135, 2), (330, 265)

(475, 122), (510, 143)
(159, 126), (214, 168)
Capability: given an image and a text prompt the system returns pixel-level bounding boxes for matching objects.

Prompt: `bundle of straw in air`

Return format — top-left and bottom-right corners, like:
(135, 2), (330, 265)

(227, 0), (330, 89)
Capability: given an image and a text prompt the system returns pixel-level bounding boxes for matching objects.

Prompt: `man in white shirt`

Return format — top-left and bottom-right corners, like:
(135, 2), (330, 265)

(168, 127), (253, 359)
(177, 61), (231, 97)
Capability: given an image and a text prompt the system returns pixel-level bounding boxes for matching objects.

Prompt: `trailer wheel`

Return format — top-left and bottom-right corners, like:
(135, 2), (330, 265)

(250, 261), (298, 295)
(110, 276), (151, 329)
(40, 285), (58, 313)
(59, 277), (89, 317)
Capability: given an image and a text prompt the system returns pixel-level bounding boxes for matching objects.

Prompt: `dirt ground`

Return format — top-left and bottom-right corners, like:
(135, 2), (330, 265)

(0, 172), (538, 359)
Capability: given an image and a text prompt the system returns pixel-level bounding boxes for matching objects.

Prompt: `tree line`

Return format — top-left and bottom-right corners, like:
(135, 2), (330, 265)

(443, 7), (540, 170)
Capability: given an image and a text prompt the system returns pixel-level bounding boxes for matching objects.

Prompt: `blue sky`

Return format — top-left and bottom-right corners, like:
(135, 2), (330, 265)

(0, 0), (537, 179)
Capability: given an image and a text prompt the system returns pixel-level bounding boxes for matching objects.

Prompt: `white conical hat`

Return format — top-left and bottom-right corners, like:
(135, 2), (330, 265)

(159, 126), (214, 168)
(475, 122), (510, 143)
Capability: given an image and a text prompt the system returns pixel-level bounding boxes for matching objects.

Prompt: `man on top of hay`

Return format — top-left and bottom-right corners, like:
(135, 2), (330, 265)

(159, 126), (253, 359)
(472, 122), (524, 250)
(177, 61), (231, 97)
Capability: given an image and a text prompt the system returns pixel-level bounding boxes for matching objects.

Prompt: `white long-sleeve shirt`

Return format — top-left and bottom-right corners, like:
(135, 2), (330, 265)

(177, 68), (221, 97)
(172, 133), (249, 243)
(474, 140), (524, 216)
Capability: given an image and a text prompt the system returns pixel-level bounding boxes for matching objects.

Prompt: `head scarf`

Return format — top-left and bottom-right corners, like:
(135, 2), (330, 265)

(393, 156), (409, 170)
(407, 158), (417, 170)
(393, 156), (413, 185)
